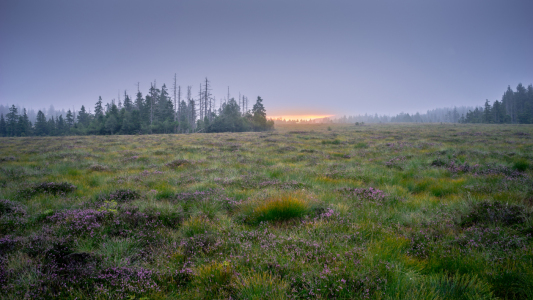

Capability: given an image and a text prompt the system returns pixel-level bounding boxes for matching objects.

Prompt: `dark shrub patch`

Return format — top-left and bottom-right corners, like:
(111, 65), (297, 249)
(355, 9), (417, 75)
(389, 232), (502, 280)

(276, 146), (297, 153)
(460, 201), (526, 227)
(0, 235), (19, 254)
(322, 139), (341, 145)
(488, 270), (533, 300)
(47, 209), (114, 237)
(300, 149), (317, 153)
(0, 156), (16, 163)
(0, 199), (27, 234)
(453, 226), (529, 256)
(0, 199), (26, 216)
(20, 182), (77, 198)
(431, 158), (447, 167)
(408, 228), (446, 258)
(183, 233), (219, 255)
(166, 159), (191, 168)
(98, 189), (140, 203)
(513, 159), (530, 172)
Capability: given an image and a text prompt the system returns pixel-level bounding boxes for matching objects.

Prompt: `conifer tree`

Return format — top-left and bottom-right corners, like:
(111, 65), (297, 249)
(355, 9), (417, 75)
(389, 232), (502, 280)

(123, 91), (133, 111)
(34, 110), (48, 136)
(483, 100), (492, 123)
(18, 108), (31, 136)
(0, 114), (6, 137)
(95, 96), (104, 117)
(66, 110), (74, 127)
(77, 105), (90, 126)
(6, 105), (18, 136)
(252, 96), (267, 130)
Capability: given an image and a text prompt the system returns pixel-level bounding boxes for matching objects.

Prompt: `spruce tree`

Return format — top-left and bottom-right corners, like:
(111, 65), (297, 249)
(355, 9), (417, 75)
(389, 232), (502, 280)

(18, 108), (31, 136)
(95, 96), (104, 117)
(66, 110), (74, 127)
(483, 100), (492, 123)
(123, 92), (133, 111)
(6, 105), (18, 136)
(34, 110), (48, 136)
(0, 114), (6, 137)
(252, 96), (267, 130)
(77, 105), (90, 126)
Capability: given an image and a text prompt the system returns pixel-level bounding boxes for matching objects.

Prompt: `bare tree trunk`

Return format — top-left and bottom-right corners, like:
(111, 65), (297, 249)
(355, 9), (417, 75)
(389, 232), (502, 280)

(173, 73), (177, 133)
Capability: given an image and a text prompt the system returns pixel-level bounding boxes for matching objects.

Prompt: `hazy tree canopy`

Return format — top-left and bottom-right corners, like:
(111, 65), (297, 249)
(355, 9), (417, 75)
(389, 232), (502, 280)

(0, 79), (273, 136)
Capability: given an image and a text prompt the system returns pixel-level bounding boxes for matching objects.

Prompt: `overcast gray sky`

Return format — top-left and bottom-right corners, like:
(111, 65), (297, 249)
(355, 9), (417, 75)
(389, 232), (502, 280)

(1, 0), (532, 117)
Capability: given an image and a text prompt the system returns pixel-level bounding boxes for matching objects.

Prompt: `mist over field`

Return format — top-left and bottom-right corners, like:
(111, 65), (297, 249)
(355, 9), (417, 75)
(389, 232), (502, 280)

(1, 1), (533, 299)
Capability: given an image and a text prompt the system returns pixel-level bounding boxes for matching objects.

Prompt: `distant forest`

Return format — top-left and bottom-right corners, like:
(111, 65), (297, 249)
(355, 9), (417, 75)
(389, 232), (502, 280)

(275, 83), (533, 125)
(0, 78), (273, 137)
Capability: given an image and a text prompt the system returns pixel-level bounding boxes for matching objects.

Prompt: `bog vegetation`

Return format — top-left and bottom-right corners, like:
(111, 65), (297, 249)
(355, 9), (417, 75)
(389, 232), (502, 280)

(0, 123), (532, 299)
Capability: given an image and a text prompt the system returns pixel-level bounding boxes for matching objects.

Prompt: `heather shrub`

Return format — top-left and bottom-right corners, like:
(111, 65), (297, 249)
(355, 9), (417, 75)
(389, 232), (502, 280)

(89, 164), (110, 171)
(149, 203), (184, 228)
(0, 235), (19, 254)
(460, 201), (527, 227)
(0, 199), (27, 234)
(97, 189), (140, 203)
(20, 181), (76, 198)
(166, 159), (190, 168)
(47, 209), (114, 237)
(453, 226), (529, 256)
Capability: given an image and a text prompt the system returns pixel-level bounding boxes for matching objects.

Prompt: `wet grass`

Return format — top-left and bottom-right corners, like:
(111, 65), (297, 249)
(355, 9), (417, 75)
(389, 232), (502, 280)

(0, 123), (532, 299)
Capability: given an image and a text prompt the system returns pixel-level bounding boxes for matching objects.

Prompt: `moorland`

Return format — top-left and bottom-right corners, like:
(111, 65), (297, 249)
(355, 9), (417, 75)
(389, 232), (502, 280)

(0, 123), (532, 299)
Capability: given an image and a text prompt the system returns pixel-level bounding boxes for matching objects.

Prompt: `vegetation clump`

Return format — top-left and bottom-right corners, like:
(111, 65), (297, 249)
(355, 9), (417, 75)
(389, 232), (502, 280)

(97, 189), (140, 203)
(460, 200), (527, 227)
(20, 181), (76, 198)
(235, 272), (289, 300)
(241, 193), (310, 224)
(166, 159), (191, 168)
(0, 199), (27, 234)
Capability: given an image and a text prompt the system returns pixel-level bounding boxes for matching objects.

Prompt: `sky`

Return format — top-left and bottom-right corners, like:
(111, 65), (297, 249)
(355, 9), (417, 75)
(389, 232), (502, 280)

(1, 0), (532, 118)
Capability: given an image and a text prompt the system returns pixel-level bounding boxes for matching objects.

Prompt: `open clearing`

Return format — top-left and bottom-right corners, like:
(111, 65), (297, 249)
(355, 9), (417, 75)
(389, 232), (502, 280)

(1, 123), (532, 299)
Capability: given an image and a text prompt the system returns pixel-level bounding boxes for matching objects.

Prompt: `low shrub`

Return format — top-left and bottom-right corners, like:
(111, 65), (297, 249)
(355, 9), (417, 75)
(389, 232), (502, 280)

(101, 189), (140, 203)
(354, 142), (368, 149)
(513, 158), (530, 172)
(166, 159), (190, 168)
(322, 139), (341, 145)
(89, 164), (109, 171)
(0, 199), (27, 234)
(20, 182), (77, 198)
(460, 201), (526, 227)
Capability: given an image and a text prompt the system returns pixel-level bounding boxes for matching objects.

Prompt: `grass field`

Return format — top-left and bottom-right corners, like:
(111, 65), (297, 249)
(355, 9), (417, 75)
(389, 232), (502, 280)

(1, 123), (532, 299)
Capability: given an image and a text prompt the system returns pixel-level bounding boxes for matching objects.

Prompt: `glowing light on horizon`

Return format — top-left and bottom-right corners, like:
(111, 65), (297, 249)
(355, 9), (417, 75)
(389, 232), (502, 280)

(267, 114), (335, 120)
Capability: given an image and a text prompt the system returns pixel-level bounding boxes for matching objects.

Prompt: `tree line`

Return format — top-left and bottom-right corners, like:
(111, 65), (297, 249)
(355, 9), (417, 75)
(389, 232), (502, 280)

(0, 77), (274, 137)
(462, 83), (533, 124)
(277, 83), (532, 125)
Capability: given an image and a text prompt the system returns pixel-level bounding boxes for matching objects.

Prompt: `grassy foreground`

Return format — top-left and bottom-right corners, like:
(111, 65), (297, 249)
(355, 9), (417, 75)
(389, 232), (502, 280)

(0, 123), (532, 299)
